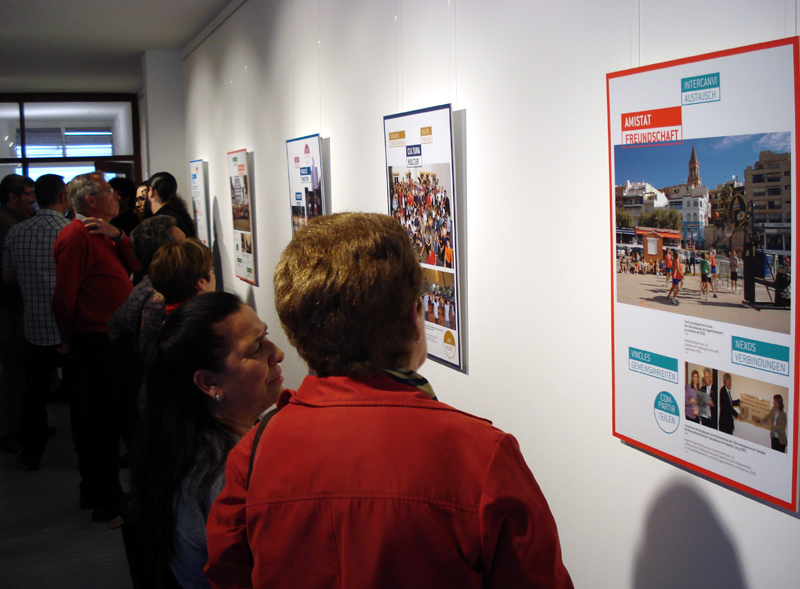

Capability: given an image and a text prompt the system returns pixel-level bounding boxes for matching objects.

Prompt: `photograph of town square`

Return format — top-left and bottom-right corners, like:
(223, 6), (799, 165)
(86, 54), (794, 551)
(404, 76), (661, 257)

(614, 132), (792, 334)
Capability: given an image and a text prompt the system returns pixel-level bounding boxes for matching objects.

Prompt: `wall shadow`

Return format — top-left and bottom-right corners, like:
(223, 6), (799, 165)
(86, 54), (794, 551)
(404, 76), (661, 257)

(211, 195), (226, 293)
(633, 479), (746, 589)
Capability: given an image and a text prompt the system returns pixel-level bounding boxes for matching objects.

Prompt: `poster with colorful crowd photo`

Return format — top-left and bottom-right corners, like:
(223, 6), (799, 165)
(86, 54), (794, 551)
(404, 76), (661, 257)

(286, 134), (326, 235)
(609, 38), (799, 510)
(227, 148), (256, 285)
(384, 104), (463, 372)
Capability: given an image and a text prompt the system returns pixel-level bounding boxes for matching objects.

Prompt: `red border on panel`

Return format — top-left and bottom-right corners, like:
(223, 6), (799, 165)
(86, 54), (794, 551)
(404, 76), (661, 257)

(608, 37), (800, 511)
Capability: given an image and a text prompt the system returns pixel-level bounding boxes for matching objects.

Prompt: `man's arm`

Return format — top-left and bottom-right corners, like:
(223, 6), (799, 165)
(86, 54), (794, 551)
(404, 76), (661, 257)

(52, 232), (87, 346)
(81, 217), (141, 274)
(114, 232), (142, 274)
(2, 226), (17, 284)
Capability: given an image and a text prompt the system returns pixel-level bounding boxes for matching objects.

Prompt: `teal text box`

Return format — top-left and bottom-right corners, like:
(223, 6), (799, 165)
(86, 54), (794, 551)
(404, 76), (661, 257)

(629, 348), (678, 383)
(731, 336), (789, 376)
(682, 73), (720, 92)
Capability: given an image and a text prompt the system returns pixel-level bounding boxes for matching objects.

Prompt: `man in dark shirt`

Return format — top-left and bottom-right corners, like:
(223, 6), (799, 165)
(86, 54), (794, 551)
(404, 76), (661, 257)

(718, 373), (741, 435)
(0, 174), (35, 451)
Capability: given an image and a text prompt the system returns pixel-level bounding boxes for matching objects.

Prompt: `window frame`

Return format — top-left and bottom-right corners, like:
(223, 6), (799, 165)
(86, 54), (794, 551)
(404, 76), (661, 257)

(0, 92), (142, 182)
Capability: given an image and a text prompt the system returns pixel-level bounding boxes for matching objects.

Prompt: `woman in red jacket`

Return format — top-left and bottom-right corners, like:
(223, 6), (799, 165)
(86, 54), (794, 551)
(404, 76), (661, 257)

(205, 212), (572, 588)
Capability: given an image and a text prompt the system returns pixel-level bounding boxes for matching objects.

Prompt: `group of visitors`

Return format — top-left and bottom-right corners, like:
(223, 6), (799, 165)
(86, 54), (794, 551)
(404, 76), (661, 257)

(2, 169), (573, 588)
(0, 169), (203, 525)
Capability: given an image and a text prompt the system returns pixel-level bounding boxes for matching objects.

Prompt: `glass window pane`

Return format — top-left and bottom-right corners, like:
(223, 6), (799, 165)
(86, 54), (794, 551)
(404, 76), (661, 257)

(0, 103), (21, 159)
(23, 102), (133, 159)
(17, 127), (63, 157)
(27, 162), (106, 183)
(0, 162), (23, 179)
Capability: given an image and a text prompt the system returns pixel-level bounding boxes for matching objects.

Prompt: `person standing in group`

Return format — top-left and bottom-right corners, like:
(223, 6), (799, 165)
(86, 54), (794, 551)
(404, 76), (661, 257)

(144, 172), (196, 238)
(3, 175), (71, 470)
(444, 237), (453, 269)
(762, 394), (787, 453)
(109, 177), (140, 237)
(664, 249), (673, 286)
(699, 252), (711, 300)
(685, 370), (701, 423)
(52, 171), (141, 522)
(700, 368), (718, 430)
(709, 248), (718, 297)
(718, 373), (741, 435)
(667, 249), (683, 305)
(0, 174), (36, 453)
(205, 212), (573, 588)
(729, 251), (740, 294)
(134, 182), (149, 219)
(130, 293), (284, 588)
(148, 238), (216, 317)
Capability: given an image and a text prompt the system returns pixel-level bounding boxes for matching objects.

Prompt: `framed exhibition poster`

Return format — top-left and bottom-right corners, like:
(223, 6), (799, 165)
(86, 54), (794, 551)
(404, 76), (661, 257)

(227, 148), (257, 285)
(609, 37), (799, 510)
(286, 134), (325, 235)
(189, 159), (211, 247)
(384, 104), (464, 372)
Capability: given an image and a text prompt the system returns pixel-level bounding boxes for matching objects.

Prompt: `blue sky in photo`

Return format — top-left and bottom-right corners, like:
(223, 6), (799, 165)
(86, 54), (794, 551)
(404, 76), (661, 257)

(614, 132), (791, 190)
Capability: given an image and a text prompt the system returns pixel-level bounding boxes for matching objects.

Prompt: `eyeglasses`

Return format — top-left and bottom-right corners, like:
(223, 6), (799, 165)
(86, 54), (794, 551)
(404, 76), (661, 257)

(88, 187), (114, 198)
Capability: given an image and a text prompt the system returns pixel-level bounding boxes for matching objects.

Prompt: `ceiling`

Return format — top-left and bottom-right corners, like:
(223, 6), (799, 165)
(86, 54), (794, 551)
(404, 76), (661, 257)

(0, 0), (237, 94)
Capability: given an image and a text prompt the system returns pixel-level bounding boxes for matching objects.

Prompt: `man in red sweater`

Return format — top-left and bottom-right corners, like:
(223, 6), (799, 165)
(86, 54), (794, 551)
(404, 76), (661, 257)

(52, 171), (140, 522)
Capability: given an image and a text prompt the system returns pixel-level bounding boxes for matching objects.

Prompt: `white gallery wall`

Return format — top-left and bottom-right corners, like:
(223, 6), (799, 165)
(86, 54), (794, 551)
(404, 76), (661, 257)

(181, 0), (800, 586)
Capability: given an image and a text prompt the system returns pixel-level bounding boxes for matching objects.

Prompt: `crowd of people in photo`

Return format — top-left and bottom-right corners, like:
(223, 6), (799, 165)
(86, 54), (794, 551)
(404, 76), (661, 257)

(423, 288), (457, 330)
(290, 206), (307, 234)
(390, 171), (454, 268)
(0, 171), (573, 588)
(232, 203), (249, 222)
(618, 244), (751, 306)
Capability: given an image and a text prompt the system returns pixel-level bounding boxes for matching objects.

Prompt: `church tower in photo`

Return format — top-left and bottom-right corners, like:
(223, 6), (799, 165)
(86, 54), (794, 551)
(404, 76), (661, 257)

(687, 146), (702, 188)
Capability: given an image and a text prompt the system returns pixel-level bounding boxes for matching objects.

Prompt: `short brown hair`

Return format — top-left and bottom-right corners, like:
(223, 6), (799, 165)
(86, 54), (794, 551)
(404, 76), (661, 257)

(274, 212), (423, 377)
(150, 238), (213, 304)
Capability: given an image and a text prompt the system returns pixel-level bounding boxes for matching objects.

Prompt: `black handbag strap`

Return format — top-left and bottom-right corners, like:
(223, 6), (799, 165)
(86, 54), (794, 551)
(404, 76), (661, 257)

(246, 406), (280, 489)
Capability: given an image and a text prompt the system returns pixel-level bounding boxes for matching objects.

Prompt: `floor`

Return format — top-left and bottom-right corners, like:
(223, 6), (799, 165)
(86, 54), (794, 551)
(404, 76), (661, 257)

(0, 401), (132, 589)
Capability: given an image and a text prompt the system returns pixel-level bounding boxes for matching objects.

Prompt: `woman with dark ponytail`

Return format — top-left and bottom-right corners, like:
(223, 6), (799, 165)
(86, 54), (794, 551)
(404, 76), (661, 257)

(145, 171), (196, 238)
(129, 292), (284, 588)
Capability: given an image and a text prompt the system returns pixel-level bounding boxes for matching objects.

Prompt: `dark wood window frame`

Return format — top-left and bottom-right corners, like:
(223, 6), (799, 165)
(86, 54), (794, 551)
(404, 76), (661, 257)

(0, 92), (142, 182)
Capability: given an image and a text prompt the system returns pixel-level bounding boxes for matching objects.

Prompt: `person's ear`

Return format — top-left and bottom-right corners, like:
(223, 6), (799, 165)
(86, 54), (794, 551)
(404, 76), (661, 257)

(193, 369), (220, 401)
(409, 301), (423, 342)
(196, 274), (214, 294)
